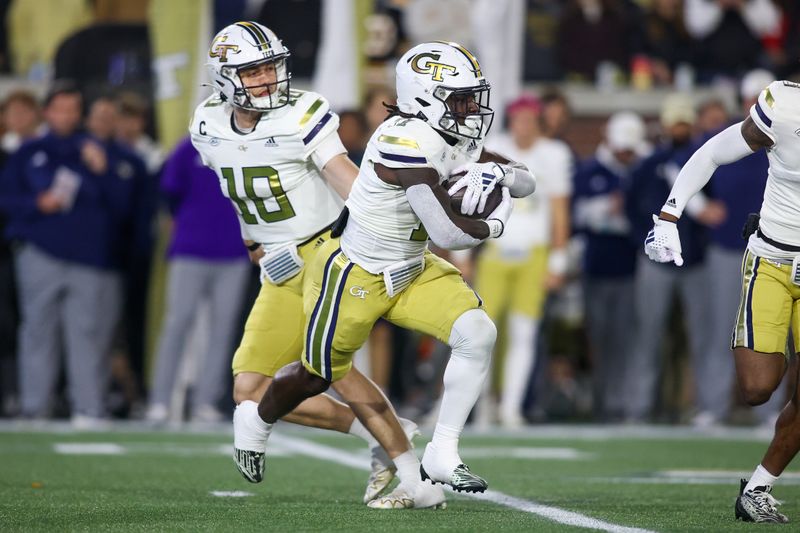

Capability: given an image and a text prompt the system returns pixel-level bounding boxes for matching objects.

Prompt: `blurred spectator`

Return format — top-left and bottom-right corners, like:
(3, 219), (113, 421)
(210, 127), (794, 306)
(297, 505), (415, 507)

(625, 94), (723, 423)
(1, 90), (42, 153)
(84, 95), (150, 417)
(116, 92), (163, 174)
(114, 91), (161, 402)
(0, 89), (41, 416)
(572, 111), (650, 420)
(684, 0), (781, 80)
(471, 0), (525, 127)
(54, 21), (152, 122)
(557, 0), (644, 82)
(0, 83), (135, 426)
(7, 0), (92, 79)
(337, 109), (368, 166)
(779, 0), (800, 80)
(696, 97), (730, 133)
(539, 88), (573, 142)
(523, 0), (566, 81)
(146, 138), (250, 424)
(477, 95), (573, 427)
(641, 0), (696, 86)
(705, 69), (773, 425)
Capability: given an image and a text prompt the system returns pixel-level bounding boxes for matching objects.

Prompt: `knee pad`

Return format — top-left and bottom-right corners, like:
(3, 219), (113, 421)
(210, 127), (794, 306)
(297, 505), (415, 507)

(448, 309), (497, 362)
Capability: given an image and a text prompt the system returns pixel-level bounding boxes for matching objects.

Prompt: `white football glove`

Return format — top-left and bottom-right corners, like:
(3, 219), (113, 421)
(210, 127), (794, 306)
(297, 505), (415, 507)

(485, 187), (512, 238)
(448, 162), (506, 216)
(644, 214), (683, 266)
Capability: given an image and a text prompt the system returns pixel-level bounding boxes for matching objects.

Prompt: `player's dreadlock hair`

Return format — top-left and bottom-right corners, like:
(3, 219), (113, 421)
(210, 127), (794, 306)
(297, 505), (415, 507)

(382, 101), (418, 121)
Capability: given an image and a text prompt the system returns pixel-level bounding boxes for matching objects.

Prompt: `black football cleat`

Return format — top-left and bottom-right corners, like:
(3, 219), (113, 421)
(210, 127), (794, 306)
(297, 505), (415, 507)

(735, 478), (789, 523)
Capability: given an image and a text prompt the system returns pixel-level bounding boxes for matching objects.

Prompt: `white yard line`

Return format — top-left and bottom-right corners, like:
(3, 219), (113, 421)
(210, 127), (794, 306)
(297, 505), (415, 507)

(271, 434), (655, 533)
(53, 443), (125, 455)
(209, 490), (255, 497)
(0, 420), (776, 443)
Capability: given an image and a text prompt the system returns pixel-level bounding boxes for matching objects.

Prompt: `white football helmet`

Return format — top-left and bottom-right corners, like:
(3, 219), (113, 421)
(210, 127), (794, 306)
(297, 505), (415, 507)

(206, 21), (291, 111)
(396, 41), (493, 140)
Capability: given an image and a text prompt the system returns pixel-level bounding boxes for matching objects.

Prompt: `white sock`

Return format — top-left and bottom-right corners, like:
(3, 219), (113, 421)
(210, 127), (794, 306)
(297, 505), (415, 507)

(348, 417), (379, 448)
(430, 422), (462, 458)
(392, 450), (421, 485)
(500, 315), (538, 421)
(745, 464), (779, 492)
(432, 310), (495, 454)
(233, 400), (272, 451)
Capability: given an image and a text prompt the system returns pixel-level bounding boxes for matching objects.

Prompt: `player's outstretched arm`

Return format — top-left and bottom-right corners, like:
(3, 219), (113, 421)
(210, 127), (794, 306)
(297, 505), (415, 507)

(645, 117), (772, 266)
(374, 163), (491, 249)
(478, 148), (536, 198)
(658, 118), (770, 221)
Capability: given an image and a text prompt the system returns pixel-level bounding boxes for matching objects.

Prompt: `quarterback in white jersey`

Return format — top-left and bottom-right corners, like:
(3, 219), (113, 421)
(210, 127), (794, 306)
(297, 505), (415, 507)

(255, 41), (536, 495)
(645, 80), (800, 523)
(191, 21), (443, 510)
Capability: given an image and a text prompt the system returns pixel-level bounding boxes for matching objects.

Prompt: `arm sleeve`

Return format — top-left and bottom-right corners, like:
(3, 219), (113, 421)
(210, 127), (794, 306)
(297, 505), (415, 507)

(660, 123), (754, 218)
(405, 184), (483, 250)
(502, 162), (536, 198)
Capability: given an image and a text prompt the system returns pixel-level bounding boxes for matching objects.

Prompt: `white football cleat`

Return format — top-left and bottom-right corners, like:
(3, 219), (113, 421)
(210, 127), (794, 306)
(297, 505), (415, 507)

(420, 442), (488, 493)
(367, 480), (446, 510)
(232, 400), (272, 483)
(363, 418), (420, 503)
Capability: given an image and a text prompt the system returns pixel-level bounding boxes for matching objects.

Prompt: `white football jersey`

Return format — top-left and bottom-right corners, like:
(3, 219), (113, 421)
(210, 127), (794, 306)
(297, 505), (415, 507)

(485, 134), (573, 256)
(747, 80), (800, 260)
(189, 89), (344, 247)
(342, 116), (482, 273)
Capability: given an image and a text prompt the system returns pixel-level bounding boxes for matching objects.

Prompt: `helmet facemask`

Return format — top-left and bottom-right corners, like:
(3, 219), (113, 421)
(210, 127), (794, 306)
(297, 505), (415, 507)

(432, 82), (494, 140)
(221, 54), (292, 111)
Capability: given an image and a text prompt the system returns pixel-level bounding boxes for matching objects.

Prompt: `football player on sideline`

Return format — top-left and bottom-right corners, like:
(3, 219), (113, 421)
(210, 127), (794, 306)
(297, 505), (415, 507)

(191, 22), (441, 508)
(645, 80), (800, 523)
(246, 41), (536, 498)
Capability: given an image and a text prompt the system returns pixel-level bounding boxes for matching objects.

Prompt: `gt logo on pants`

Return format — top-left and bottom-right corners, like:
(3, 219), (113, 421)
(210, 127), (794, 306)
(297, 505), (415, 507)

(349, 286), (369, 299)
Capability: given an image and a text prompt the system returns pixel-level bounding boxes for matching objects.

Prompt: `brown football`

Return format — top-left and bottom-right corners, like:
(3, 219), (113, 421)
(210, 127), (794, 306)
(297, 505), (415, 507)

(444, 171), (504, 219)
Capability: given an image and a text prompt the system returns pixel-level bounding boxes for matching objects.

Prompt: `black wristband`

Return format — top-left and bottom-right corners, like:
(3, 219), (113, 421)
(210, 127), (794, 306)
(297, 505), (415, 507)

(246, 242), (262, 252)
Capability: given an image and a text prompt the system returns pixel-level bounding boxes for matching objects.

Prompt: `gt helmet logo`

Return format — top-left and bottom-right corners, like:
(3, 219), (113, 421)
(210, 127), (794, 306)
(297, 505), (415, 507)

(209, 35), (240, 63)
(410, 53), (458, 82)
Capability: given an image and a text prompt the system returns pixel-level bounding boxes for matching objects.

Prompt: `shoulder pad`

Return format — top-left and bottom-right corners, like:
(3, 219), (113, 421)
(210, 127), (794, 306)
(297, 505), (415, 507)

(750, 81), (781, 141)
(373, 118), (443, 168)
(293, 91), (335, 146)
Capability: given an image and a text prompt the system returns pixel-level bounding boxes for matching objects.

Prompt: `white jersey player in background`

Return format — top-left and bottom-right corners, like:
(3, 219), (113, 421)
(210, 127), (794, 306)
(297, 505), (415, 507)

(249, 41), (536, 496)
(645, 80), (800, 523)
(190, 21), (442, 508)
(475, 94), (573, 428)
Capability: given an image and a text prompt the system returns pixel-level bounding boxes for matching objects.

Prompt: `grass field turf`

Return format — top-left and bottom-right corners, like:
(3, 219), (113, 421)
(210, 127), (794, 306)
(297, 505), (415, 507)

(1, 424), (798, 531)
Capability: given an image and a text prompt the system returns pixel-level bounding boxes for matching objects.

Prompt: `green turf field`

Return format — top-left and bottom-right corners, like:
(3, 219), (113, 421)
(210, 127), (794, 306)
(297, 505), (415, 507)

(1, 424), (797, 531)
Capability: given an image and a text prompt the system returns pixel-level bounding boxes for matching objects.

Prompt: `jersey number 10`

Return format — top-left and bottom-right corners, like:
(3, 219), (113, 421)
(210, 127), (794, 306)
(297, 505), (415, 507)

(221, 166), (296, 224)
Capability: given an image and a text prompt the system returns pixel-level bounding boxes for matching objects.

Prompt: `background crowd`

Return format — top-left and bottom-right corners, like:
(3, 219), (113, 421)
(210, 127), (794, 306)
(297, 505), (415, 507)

(0, 0), (796, 429)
